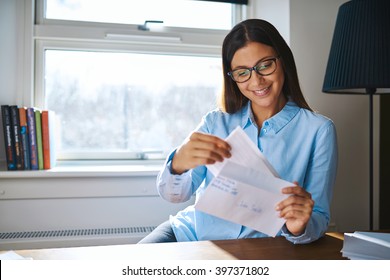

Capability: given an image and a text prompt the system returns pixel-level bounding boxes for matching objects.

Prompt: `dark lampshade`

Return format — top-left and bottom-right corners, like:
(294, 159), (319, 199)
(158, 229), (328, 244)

(323, 0), (390, 231)
(323, 0), (390, 94)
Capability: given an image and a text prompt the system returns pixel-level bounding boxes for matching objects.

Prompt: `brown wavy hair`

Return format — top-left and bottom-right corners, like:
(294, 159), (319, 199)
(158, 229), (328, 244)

(220, 19), (312, 113)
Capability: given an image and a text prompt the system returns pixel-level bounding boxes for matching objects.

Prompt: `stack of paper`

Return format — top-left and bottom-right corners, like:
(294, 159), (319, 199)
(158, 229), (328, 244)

(195, 126), (292, 237)
(341, 231), (390, 259)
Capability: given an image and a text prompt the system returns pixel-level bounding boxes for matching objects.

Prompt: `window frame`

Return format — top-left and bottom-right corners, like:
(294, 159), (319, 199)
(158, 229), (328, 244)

(33, 0), (246, 160)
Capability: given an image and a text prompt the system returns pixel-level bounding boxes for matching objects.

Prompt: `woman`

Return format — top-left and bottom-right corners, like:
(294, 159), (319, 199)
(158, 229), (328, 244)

(139, 19), (338, 244)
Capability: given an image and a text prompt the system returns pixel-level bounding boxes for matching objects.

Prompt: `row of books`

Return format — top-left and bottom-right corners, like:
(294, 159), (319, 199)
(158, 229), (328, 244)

(1, 105), (56, 171)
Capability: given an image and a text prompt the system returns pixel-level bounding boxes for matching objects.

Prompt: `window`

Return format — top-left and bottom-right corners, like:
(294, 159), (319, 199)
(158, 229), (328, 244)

(35, 0), (245, 160)
(45, 0), (233, 30)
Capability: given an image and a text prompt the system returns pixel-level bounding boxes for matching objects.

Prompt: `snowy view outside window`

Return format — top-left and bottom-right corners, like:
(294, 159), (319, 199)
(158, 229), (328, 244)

(45, 51), (222, 157)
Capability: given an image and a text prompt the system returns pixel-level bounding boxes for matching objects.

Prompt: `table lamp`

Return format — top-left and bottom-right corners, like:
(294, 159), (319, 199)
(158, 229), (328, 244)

(322, 0), (390, 230)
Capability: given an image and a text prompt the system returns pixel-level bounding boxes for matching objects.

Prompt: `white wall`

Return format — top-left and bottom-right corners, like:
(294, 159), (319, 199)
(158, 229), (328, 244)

(0, 0), (374, 242)
(246, 0), (290, 43)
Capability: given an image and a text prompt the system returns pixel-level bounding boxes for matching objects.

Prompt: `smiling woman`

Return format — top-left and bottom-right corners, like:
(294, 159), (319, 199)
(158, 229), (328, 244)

(138, 19), (338, 245)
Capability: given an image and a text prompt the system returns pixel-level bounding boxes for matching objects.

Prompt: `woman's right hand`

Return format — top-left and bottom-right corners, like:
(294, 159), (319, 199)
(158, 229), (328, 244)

(171, 132), (232, 174)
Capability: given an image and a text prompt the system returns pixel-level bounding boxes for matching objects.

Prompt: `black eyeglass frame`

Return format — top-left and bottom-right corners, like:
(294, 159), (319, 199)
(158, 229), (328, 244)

(227, 56), (280, 83)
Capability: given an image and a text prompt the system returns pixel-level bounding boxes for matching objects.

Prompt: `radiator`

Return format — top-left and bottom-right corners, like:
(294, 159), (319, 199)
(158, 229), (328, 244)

(0, 226), (156, 250)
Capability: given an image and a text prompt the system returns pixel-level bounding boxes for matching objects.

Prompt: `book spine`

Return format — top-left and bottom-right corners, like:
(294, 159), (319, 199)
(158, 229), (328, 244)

(35, 110), (44, 170)
(49, 111), (57, 169)
(41, 110), (51, 169)
(10, 105), (24, 170)
(19, 107), (31, 170)
(1, 105), (17, 170)
(27, 108), (38, 170)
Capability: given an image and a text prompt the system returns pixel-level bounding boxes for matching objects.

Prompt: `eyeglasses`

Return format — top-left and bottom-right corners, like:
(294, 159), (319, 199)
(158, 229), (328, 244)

(227, 56), (280, 83)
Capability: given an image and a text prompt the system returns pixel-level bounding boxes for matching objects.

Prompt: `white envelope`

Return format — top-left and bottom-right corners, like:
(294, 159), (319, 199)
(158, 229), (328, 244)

(196, 126), (293, 237)
(195, 161), (291, 237)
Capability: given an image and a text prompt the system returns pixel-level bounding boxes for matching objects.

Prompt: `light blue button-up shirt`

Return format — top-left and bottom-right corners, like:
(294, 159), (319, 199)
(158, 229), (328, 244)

(157, 100), (338, 244)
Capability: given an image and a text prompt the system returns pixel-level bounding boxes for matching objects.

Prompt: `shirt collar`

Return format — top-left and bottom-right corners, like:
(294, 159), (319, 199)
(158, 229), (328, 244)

(240, 100), (300, 133)
(241, 102), (254, 129)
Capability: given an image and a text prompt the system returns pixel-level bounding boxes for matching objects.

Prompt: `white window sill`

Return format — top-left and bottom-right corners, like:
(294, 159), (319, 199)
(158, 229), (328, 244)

(0, 160), (165, 200)
(0, 160), (164, 178)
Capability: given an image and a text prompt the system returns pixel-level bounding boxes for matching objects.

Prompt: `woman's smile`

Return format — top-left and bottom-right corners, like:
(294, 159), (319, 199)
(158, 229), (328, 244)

(252, 85), (271, 97)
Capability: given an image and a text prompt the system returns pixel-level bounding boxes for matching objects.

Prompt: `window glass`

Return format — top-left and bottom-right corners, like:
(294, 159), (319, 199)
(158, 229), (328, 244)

(44, 50), (221, 158)
(45, 0), (233, 30)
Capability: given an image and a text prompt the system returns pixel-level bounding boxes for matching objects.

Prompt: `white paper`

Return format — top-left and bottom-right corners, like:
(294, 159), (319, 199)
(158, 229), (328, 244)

(351, 231), (390, 248)
(207, 126), (279, 177)
(342, 232), (390, 260)
(196, 127), (292, 237)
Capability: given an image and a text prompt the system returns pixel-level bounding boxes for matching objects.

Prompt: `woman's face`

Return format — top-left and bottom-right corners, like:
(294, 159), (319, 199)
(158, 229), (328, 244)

(230, 41), (286, 119)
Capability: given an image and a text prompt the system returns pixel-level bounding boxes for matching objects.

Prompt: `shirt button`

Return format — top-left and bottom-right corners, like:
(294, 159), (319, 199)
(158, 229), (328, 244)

(263, 128), (267, 133)
(264, 121), (269, 126)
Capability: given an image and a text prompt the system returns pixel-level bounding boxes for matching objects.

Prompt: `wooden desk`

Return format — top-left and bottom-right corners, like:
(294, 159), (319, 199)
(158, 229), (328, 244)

(4, 233), (346, 260)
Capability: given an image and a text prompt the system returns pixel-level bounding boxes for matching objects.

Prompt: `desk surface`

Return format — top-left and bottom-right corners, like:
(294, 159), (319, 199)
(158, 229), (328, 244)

(4, 233), (346, 260)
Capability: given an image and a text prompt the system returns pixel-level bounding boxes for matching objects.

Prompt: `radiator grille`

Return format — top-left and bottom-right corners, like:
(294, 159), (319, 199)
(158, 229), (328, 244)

(0, 226), (156, 240)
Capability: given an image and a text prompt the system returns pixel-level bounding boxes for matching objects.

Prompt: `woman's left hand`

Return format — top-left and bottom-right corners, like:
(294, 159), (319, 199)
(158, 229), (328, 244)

(276, 182), (314, 236)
